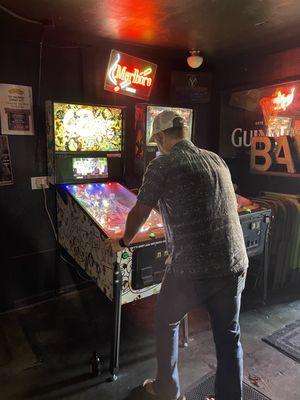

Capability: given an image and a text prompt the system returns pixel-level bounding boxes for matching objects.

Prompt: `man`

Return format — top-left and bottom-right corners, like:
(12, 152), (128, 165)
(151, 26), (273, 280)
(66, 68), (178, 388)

(106, 110), (248, 400)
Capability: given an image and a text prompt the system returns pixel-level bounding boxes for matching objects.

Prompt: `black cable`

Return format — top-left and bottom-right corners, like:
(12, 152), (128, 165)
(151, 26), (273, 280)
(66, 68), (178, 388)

(37, 28), (46, 105)
(42, 187), (58, 240)
(60, 255), (93, 283)
(0, 4), (43, 25)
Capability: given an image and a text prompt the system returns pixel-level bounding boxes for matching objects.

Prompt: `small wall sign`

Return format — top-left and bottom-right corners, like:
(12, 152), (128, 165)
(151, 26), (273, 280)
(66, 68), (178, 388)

(0, 84), (34, 135)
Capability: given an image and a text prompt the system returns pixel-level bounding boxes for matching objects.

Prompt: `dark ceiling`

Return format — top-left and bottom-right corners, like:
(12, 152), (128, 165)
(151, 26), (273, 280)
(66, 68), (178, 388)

(1, 0), (300, 59)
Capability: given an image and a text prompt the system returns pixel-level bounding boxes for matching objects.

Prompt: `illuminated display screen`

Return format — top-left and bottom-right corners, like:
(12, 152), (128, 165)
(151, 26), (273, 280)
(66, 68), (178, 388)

(66, 182), (164, 243)
(54, 102), (123, 152)
(104, 49), (157, 100)
(146, 106), (193, 146)
(72, 157), (108, 180)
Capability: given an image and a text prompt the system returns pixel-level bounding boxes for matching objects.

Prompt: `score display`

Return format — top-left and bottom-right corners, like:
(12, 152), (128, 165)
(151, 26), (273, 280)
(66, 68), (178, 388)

(72, 157), (108, 180)
(104, 50), (157, 100)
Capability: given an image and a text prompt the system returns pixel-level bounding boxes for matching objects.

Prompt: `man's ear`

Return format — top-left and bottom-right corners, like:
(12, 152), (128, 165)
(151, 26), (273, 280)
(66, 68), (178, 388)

(156, 132), (163, 146)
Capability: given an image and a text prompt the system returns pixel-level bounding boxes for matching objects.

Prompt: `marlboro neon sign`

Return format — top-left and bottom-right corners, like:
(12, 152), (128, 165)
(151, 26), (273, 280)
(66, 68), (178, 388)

(104, 50), (157, 100)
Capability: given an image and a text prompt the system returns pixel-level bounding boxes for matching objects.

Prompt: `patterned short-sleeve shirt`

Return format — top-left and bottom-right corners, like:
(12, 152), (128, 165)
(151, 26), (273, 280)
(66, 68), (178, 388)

(137, 140), (248, 279)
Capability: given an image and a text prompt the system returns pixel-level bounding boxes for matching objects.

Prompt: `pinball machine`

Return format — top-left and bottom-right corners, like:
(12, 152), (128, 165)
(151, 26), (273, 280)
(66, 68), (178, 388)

(134, 104), (194, 183)
(45, 101), (176, 379)
(237, 194), (271, 301)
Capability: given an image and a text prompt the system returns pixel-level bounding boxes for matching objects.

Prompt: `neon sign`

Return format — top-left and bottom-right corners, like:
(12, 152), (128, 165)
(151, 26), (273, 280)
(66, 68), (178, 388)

(272, 87), (295, 111)
(259, 87), (295, 126)
(104, 49), (157, 100)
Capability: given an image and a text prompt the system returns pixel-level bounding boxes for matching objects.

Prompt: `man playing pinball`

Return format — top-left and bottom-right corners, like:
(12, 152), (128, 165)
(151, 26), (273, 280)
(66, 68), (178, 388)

(106, 110), (248, 400)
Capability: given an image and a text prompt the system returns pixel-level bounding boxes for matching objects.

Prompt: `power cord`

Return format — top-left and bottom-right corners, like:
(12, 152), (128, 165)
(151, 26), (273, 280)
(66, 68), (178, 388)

(42, 186), (92, 283)
(60, 254), (93, 283)
(42, 186), (58, 241)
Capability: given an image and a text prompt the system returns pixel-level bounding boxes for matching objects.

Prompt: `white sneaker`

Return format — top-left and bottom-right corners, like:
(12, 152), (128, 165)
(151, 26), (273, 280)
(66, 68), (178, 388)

(143, 379), (186, 400)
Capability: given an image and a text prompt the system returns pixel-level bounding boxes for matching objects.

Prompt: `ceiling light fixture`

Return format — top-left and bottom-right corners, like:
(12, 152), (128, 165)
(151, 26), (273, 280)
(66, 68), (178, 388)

(187, 50), (203, 69)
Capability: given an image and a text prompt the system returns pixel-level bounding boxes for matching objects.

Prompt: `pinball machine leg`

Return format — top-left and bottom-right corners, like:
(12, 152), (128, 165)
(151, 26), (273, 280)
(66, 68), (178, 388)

(109, 262), (122, 381)
(54, 244), (61, 296)
(262, 219), (270, 304)
(180, 314), (189, 348)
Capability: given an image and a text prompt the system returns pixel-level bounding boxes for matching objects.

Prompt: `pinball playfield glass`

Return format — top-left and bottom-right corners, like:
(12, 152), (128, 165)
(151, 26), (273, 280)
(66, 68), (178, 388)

(66, 182), (164, 243)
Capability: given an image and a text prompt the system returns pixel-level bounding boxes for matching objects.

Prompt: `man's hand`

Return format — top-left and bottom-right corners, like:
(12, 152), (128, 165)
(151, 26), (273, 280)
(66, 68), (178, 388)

(105, 238), (124, 254)
(104, 201), (153, 255)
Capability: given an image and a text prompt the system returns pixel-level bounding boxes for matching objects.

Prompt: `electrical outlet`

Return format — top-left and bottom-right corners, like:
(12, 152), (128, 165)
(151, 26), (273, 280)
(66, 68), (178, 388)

(31, 176), (49, 190)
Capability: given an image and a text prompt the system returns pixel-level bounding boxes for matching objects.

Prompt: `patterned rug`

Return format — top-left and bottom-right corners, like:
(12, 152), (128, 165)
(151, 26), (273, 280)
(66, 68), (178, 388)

(262, 320), (300, 363)
(186, 373), (271, 400)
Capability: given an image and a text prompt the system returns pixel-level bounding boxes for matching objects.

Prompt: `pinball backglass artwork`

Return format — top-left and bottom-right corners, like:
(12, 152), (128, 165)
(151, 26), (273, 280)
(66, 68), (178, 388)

(146, 106), (193, 145)
(53, 102), (123, 152)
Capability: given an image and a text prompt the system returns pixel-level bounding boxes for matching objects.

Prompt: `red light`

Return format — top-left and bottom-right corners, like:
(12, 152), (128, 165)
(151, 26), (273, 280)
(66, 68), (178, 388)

(114, 86), (120, 92)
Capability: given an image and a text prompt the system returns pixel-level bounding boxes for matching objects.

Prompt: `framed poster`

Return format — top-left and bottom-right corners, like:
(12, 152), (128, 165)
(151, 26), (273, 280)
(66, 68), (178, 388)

(0, 84), (34, 135)
(219, 80), (300, 159)
(0, 135), (13, 186)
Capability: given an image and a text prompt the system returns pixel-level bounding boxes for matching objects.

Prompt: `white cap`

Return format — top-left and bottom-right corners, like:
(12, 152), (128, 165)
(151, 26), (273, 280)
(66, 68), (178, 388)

(151, 110), (186, 136)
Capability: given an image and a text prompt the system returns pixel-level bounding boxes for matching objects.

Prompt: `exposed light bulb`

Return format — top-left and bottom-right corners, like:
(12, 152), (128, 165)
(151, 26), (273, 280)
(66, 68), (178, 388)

(187, 50), (203, 69)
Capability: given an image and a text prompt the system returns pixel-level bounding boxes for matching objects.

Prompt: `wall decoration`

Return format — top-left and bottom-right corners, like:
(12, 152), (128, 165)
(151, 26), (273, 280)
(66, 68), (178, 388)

(219, 80), (300, 160)
(0, 84), (34, 135)
(170, 71), (212, 103)
(104, 49), (157, 100)
(0, 135), (13, 186)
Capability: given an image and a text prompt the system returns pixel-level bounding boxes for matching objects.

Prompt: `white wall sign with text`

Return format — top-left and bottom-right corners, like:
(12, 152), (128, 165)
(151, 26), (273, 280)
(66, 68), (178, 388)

(0, 83), (34, 135)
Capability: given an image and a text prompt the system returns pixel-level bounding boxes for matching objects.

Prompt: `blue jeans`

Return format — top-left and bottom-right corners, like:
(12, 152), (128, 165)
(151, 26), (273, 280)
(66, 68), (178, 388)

(154, 268), (246, 400)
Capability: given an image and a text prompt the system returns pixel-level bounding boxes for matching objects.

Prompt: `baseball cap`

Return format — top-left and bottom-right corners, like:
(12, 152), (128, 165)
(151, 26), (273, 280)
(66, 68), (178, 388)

(151, 110), (186, 137)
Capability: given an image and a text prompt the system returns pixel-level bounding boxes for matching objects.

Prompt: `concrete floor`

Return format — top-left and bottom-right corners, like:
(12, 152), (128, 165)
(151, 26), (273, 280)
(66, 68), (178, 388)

(0, 286), (299, 400)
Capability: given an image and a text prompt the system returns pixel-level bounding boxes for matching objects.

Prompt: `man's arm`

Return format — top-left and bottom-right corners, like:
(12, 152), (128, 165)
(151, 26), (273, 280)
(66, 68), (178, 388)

(105, 200), (152, 252)
(106, 157), (167, 252)
(123, 200), (153, 246)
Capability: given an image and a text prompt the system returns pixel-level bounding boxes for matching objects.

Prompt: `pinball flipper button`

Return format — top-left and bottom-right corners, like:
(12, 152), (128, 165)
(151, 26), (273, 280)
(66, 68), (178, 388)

(121, 252), (129, 260)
